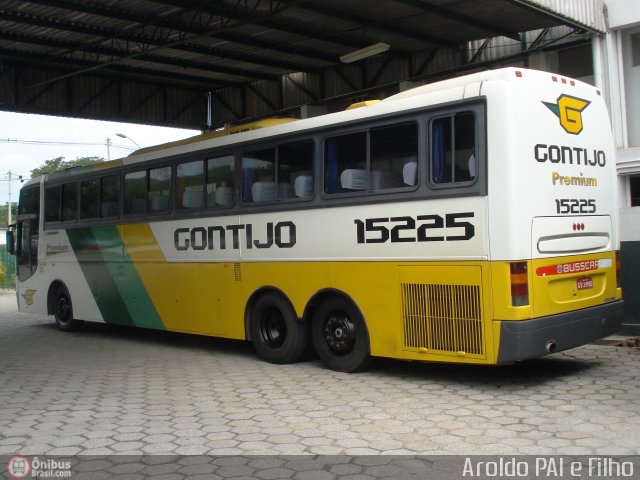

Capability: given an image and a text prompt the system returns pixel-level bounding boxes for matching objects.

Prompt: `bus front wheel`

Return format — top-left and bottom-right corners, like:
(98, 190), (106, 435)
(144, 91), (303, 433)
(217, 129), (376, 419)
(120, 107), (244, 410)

(311, 296), (370, 372)
(53, 285), (83, 332)
(249, 293), (310, 364)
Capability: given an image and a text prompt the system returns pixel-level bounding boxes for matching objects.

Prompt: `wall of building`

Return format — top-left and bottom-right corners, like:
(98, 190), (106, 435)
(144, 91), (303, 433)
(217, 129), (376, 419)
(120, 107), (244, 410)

(603, 0), (640, 334)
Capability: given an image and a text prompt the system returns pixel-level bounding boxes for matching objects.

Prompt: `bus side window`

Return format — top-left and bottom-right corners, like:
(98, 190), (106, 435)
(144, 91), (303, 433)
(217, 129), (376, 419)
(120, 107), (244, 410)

(177, 160), (204, 209)
(61, 182), (78, 222)
(279, 140), (314, 199)
(100, 175), (120, 218)
(242, 149), (275, 203)
(149, 166), (171, 213)
(324, 132), (367, 193)
(45, 185), (61, 223)
(431, 111), (476, 185)
(80, 179), (99, 219)
(370, 122), (418, 190)
(124, 170), (146, 215)
(207, 155), (235, 207)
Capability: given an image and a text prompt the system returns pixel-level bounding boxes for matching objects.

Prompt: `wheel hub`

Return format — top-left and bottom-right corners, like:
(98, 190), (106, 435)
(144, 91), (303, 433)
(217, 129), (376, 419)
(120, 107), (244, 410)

(324, 314), (356, 354)
(260, 308), (286, 348)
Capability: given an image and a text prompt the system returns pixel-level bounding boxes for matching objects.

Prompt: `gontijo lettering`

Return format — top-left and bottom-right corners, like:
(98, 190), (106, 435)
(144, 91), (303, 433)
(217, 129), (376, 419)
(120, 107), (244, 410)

(534, 144), (605, 167)
(174, 221), (296, 251)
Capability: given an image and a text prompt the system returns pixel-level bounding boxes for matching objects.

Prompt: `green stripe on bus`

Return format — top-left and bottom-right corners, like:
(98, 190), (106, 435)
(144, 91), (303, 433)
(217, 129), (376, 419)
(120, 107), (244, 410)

(67, 226), (165, 330)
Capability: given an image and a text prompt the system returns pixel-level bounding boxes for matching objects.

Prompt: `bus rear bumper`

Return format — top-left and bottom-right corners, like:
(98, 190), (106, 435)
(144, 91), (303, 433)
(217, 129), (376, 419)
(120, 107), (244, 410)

(496, 300), (624, 364)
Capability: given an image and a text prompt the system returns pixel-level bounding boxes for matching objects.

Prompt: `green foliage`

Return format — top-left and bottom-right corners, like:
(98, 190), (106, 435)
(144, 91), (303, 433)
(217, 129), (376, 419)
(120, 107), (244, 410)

(30, 156), (105, 178)
(0, 262), (5, 284)
(0, 203), (18, 229)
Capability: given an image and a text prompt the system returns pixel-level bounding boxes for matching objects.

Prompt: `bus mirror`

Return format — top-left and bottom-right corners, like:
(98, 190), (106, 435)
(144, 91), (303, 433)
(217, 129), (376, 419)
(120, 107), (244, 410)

(6, 226), (15, 255)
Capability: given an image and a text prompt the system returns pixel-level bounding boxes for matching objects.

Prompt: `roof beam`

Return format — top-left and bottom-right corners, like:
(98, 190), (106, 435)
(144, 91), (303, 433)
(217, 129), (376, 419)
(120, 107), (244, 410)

(150, 0), (377, 50)
(0, 9), (315, 75)
(0, 47), (231, 91)
(0, 30), (277, 81)
(282, 1), (458, 49)
(396, 0), (522, 41)
(22, 0), (337, 65)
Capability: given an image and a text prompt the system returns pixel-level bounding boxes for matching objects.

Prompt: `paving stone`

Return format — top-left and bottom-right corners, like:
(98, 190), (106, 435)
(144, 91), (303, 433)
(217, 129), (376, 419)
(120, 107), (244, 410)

(0, 291), (639, 460)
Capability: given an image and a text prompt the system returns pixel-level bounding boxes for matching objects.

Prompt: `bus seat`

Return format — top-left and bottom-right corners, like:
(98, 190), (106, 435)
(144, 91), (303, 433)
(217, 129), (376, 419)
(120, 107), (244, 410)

(372, 170), (403, 190)
(151, 195), (169, 212)
(214, 186), (233, 206)
(278, 182), (294, 199)
(182, 190), (202, 208)
(468, 153), (476, 178)
(403, 161), (417, 185)
(294, 175), (313, 198)
(251, 182), (276, 202)
(101, 202), (118, 217)
(340, 169), (368, 190)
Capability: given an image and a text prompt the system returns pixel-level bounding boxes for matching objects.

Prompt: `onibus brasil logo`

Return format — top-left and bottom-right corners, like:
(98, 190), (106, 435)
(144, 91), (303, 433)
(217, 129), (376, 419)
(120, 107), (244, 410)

(543, 94), (591, 135)
(7, 455), (72, 478)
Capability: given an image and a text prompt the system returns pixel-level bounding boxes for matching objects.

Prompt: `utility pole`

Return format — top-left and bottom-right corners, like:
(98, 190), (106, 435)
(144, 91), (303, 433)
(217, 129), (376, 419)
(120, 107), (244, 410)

(7, 170), (12, 226)
(4, 171), (25, 226)
(106, 137), (112, 161)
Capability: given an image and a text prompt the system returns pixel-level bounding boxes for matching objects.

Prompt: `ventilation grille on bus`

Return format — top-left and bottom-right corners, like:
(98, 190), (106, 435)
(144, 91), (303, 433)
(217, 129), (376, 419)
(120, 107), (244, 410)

(401, 283), (484, 356)
(234, 263), (242, 281)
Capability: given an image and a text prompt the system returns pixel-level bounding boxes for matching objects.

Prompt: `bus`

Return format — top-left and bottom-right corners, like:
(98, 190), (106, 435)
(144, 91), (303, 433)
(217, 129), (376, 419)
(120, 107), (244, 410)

(7, 67), (623, 372)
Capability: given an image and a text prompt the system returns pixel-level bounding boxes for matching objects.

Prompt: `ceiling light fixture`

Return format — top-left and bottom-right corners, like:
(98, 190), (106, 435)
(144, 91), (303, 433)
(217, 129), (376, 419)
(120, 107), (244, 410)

(339, 42), (390, 64)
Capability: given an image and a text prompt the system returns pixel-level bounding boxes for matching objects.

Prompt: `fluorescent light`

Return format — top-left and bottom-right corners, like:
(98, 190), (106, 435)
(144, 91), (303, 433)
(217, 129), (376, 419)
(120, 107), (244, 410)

(339, 42), (390, 63)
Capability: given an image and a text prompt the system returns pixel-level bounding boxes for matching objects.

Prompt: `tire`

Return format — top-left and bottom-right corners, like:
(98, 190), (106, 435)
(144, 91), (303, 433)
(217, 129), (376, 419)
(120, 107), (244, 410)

(311, 296), (371, 373)
(53, 285), (83, 332)
(249, 293), (310, 364)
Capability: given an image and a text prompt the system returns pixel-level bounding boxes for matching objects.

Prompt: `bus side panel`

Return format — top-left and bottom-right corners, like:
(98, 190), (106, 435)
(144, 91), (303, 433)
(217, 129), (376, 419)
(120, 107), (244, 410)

(23, 228), (105, 323)
(328, 261), (495, 364)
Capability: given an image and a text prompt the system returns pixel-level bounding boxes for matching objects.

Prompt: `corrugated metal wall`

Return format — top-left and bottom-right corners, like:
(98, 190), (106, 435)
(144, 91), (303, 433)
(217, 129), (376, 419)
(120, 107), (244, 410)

(523, 0), (605, 32)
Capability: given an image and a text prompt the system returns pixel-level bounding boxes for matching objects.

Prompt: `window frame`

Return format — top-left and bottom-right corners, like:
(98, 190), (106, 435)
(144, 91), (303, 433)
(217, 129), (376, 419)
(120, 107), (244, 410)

(240, 138), (316, 206)
(321, 119), (421, 199)
(428, 110), (480, 190)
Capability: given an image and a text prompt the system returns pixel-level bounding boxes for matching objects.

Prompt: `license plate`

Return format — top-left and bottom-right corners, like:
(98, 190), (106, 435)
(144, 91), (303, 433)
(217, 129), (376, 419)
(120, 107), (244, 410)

(577, 276), (593, 290)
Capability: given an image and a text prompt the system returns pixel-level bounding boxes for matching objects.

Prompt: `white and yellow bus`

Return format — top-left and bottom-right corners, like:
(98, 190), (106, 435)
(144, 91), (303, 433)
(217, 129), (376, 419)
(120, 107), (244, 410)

(8, 68), (623, 372)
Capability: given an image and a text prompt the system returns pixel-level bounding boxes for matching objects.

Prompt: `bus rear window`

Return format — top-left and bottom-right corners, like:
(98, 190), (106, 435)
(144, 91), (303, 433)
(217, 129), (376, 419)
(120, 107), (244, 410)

(431, 112), (476, 185)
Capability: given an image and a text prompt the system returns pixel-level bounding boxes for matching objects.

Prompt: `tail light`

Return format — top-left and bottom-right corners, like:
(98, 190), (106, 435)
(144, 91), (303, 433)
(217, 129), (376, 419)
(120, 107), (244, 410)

(616, 251), (621, 289)
(510, 262), (529, 306)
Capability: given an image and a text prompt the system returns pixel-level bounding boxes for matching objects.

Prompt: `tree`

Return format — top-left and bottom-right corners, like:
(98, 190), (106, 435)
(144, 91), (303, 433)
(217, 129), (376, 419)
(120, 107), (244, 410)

(30, 156), (105, 177)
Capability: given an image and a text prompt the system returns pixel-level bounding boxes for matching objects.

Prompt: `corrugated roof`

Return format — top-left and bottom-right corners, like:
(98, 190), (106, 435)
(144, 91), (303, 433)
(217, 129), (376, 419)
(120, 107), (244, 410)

(0, 0), (601, 128)
(0, 0), (599, 90)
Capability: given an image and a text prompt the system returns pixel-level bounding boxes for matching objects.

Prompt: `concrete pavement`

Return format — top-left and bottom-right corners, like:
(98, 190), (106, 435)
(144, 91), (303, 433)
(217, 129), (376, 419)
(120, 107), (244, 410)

(0, 291), (639, 457)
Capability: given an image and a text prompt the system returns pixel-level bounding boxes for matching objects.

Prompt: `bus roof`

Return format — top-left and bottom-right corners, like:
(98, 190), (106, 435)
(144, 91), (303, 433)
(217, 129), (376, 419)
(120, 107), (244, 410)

(27, 67), (599, 184)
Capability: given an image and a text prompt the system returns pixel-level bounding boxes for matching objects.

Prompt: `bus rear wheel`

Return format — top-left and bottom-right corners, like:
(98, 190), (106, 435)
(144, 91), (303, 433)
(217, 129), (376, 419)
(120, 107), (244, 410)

(311, 296), (370, 373)
(250, 293), (310, 364)
(53, 285), (83, 332)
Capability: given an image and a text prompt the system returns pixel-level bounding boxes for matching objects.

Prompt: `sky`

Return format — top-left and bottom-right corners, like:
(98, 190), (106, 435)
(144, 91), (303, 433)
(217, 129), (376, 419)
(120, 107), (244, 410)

(0, 111), (200, 207)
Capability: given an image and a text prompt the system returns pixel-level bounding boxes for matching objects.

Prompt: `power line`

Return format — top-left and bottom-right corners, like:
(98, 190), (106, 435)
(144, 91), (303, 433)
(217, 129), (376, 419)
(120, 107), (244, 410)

(1, 138), (135, 151)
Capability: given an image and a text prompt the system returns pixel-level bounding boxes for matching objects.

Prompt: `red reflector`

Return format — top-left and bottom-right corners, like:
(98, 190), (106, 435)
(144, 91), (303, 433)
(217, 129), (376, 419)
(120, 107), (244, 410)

(552, 76), (558, 82)
(515, 70), (523, 77)
(561, 78), (567, 84)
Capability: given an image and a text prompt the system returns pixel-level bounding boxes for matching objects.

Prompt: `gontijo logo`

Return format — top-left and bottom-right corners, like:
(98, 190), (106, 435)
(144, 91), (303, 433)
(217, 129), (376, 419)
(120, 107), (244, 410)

(543, 94), (591, 135)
